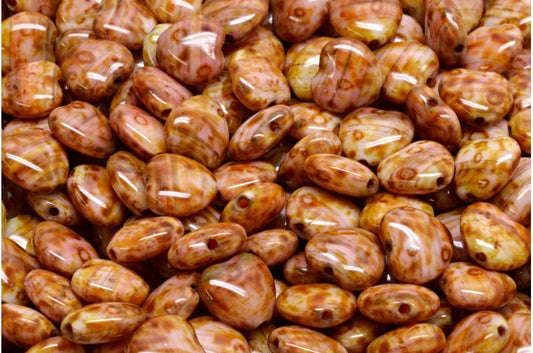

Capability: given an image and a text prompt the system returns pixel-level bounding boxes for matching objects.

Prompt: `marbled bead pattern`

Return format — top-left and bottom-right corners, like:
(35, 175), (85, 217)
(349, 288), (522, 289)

(4, 0), (58, 19)
(1, 303), (59, 348)
(54, 28), (95, 65)
(271, 0), (330, 43)
(509, 109), (531, 155)
(393, 14), (424, 43)
(3, 214), (41, 255)
(450, 0), (483, 32)
(25, 336), (86, 353)
(327, 314), (391, 353)
(49, 101), (117, 159)
(1, 11), (56, 74)
(145, 0), (201, 23)
(500, 313), (532, 353)
(367, 323), (446, 353)
(142, 23), (171, 67)
(190, 316), (250, 353)
(1, 238), (40, 305)
(2, 129), (69, 193)
(508, 69), (532, 118)
(480, 0), (531, 44)
(283, 252), (324, 285)
(288, 103), (342, 140)
(55, 0), (100, 34)
(268, 325), (348, 353)
(245, 229), (298, 269)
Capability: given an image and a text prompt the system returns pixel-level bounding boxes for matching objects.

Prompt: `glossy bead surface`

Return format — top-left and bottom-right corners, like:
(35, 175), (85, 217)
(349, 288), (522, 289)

(156, 15), (225, 85)
(357, 284), (440, 324)
(480, 0), (531, 44)
(500, 313), (531, 353)
(49, 101), (117, 159)
(24, 336), (86, 353)
(145, 0), (201, 23)
(435, 207), (471, 262)
(311, 37), (383, 113)
(168, 222), (246, 270)
(367, 323), (445, 353)
(67, 164), (128, 227)
(393, 14), (424, 42)
(55, 0), (100, 33)
(61, 302), (146, 344)
(71, 259), (149, 305)
(438, 262), (517, 311)
(4, 0), (58, 19)
(190, 315), (250, 353)
(276, 283), (357, 328)
(338, 107), (414, 168)
(454, 137), (521, 202)
(2, 61), (63, 119)
(288, 102), (342, 140)
(305, 227), (384, 291)
(60, 39), (134, 102)
(460, 202), (530, 271)
(199, 253), (275, 330)
(508, 108), (531, 154)
(327, 314), (391, 353)
(268, 325), (348, 353)
(329, 0), (402, 48)
(442, 311), (510, 353)
(144, 153), (217, 217)
(3, 214), (40, 255)
(165, 95), (229, 169)
(108, 216), (184, 263)
(247, 229), (299, 268)
(33, 221), (99, 277)
(1, 303), (58, 348)
(106, 151), (148, 216)
(377, 140), (454, 195)
(286, 186), (360, 240)
(271, 0), (330, 42)
(283, 252), (324, 285)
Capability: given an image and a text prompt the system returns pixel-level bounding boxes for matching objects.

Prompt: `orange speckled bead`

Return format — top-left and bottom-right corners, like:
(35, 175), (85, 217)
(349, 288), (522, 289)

(451, 0), (483, 32)
(480, 0), (531, 45)
(55, 0), (100, 34)
(268, 325), (348, 353)
(305, 227), (385, 291)
(286, 186), (360, 240)
(438, 262), (517, 311)
(4, 214), (41, 255)
(357, 284), (440, 325)
(500, 313), (531, 353)
(496, 292), (531, 319)
(25, 336), (86, 353)
(442, 311), (510, 353)
(271, 0), (330, 43)
(247, 229), (299, 268)
(508, 108), (531, 155)
(71, 258), (149, 305)
(327, 313), (391, 353)
(508, 69), (531, 118)
(61, 302), (146, 344)
(288, 102), (342, 140)
(190, 315), (250, 353)
(283, 252), (324, 285)
(459, 119), (510, 148)
(436, 207), (471, 262)
(145, 0), (201, 23)
(393, 14), (424, 43)
(1, 303), (59, 348)
(4, 0), (58, 19)
(33, 221), (99, 277)
(367, 323), (446, 353)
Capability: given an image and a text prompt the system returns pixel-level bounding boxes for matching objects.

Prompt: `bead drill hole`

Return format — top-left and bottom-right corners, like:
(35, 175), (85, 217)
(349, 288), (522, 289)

(475, 252), (487, 262)
(454, 44), (464, 52)
(161, 109), (171, 119)
(269, 122), (280, 131)
(324, 266), (333, 276)
(474, 117), (485, 125)
(367, 179), (377, 190)
(321, 310), (332, 321)
(398, 303), (411, 314)
(497, 326), (506, 336)
(63, 322), (73, 337)
(272, 338), (279, 349)
(48, 207), (59, 216)
(426, 77), (436, 87)
(427, 97), (439, 107)
(237, 196), (249, 209)
(207, 238), (218, 250)
(436, 176), (445, 187)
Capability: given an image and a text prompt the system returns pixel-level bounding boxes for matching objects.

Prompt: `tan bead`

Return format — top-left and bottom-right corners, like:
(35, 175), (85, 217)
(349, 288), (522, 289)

(190, 316), (251, 353)
(393, 14), (425, 43)
(327, 314), (391, 353)
(268, 325), (348, 353)
(247, 229), (299, 268)
(245, 322), (277, 353)
(459, 119), (510, 148)
(55, 0), (100, 33)
(497, 292), (531, 319)
(288, 102), (342, 140)
(1, 303), (59, 348)
(508, 108), (531, 154)
(142, 23), (172, 67)
(480, 0), (531, 45)
(25, 336), (86, 353)
(271, 0), (330, 43)
(367, 323), (446, 353)
(3, 214), (40, 255)
(450, 0), (483, 32)
(500, 313), (532, 353)
(26, 190), (84, 227)
(283, 252), (324, 285)
(145, 0), (200, 23)
(435, 207), (471, 262)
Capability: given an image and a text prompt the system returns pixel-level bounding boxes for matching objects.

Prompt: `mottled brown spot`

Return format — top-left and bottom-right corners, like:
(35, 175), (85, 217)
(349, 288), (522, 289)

(475, 252), (487, 262)
(441, 247), (452, 262)
(353, 130), (364, 140)
(78, 248), (91, 261)
(269, 122), (280, 131)
(427, 97), (439, 107)
(48, 207), (59, 216)
(474, 117), (485, 125)
(474, 153), (483, 163)
(467, 267), (483, 276)
(398, 167), (416, 180)
(294, 8), (305, 17)
(134, 115), (148, 125)
(197, 65), (212, 79)
(487, 91), (505, 106)
(77, 50), (95, 63)
(207, 238), (218, 250)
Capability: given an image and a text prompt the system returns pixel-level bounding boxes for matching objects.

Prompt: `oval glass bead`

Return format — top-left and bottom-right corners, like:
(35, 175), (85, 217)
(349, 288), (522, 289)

(271, 0), (329, 43)
(25, 336), (86, 353)
(367, 323), (446, 353)
(247, 229), (299, 268)
(283, 252), (324, 285)
(508, 108), (531, 154)
(268, 325), (348, 353)
(190, 315), (250, 353)
(55, 0), (101, 34)
(288, 102), (342, 140)
(327, 313), (391, 353)
(145, 0), (200, 23)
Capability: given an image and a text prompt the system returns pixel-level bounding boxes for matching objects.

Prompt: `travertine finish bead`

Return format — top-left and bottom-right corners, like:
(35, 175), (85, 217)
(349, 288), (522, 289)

(203, 71), (252, 135)
(442, 311), (510, 353)
(357, 284), (440, 324)
(305, 154), (380, 197)
(168, 222), (246, 270)
(286, 186), (360, 240)
(338, 107), (414, 168)
(286, 37), (333, 101)
(214, 161), (277, 203)
(33, 221), (99, 277)
(247, 229), (299, 268)
(439, 69), (513, 126)
(142, 23), (171, 67)
(505, 48), (531, 78)
(374, 41), (440, 104)
(3, 214), (40, 254)
(278, 132), (342, 190)
(199, 253), (275, 330)
(438, 262), (517, 311)
(127, 315), (205, 353)
(145, 0), (201, 23)
(311, 37), (383, 113)
(24, 269), (82, 323)
(132, 66), (193, 121)
(229, 105), (294, 161)
(245, 322), (276, 353)
(220, 183), (286, 233)
(327, 314), (391, 353)
(110, 104), (167, 160)
(461, 24), (523, 74)
(71, 259), (149, 305)
(55, 0), (100, 33)
(190, 316), (251, 353)
(1, 303), (59, 348)
(491, 157), (531, 225)
(329, 0), (402, 48)
(4, 0), (58, 19)
(425, 0), (467, 67)
(436, 207), (471, 262)
(480, 0), (531, 45)
(165, 95), (229, 169)
(305, 227), (385, 291)
(110, 77), (142, 111)
(461, 202), (530, 271)
(142, 272), (200, 319)
(54, 28), (95, 65)
(61, 302), (146, 344)
(393, 14), (425, 43)
(288, 103), (342, 140)
(156, 15), (225, 86)
(399, 0), (424, 25)
(108, 217), (184, 263)
(459, 119), (509, 148)
(1, 11), (56, 74)
(500, 313), (531, 353)
(25, 336), (86, 353)
(2, 129), (68, 193)
(367, 323), (445, 353)
(450, 0), (483, 32)
(2, 117), (51, 137)
(406, 84), (462, 150)
(144, 153), (217, 217)
(276, 283), (357, 328)
(454, 137), (521, 202)
(229, 48), (291, 111)
(271, 0), (329, 42)
(2, 61), (63, 119)
(268, 325), (348, 353)
(497, 292), (531, 318)
(106, 151), (148, 216)
(508, 69), (531, 118)
(424, 298), (463, 335)
(67, 164), (128, 227)
(49, 101), (117, 159)
(380, 207), (453, 284)
(283, 252), (324, 285)
(61, 39), (134, 102)
(377, 140), (454, 195)
(94, 0), (157, 50)
(508, 109), (531, 154)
